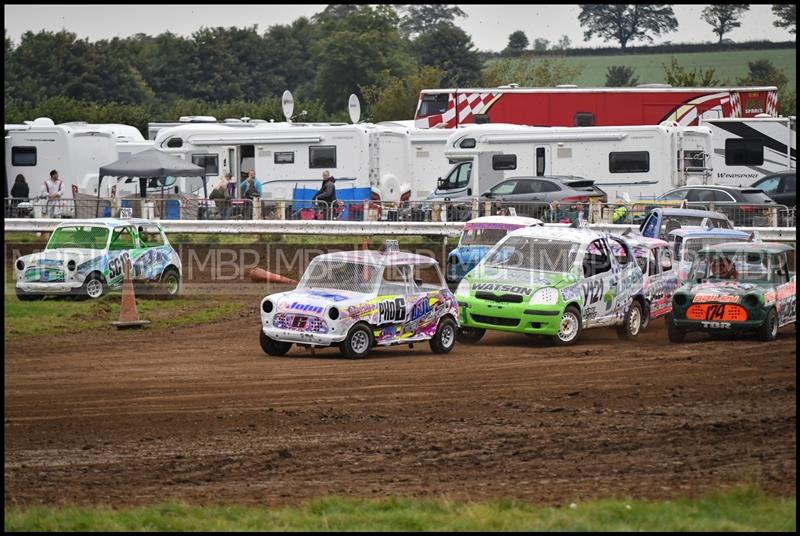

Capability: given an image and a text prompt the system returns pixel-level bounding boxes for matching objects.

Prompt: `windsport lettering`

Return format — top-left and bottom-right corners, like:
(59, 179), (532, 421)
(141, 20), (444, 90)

(472, 284), (533, 295)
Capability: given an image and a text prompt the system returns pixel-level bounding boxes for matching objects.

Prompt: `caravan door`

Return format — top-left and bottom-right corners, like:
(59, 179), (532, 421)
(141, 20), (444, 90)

(534, 145), (550, 176)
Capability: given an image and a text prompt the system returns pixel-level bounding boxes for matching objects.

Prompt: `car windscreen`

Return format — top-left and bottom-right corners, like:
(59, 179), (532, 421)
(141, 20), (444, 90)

(679, 237), (743, 262)
(461, 227), (509, 246)
(47, 226), (110, 250)
(688, 251), (771, 283)
(483, 236), (579, 273)
(297, 259), (381, 294)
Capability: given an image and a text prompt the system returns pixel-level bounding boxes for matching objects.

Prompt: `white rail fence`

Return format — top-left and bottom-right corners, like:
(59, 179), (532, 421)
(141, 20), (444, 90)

(4, 218), (796, 242)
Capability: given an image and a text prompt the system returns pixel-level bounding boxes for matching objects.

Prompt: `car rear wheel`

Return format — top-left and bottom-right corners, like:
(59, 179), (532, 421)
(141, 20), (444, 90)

(666, 313), (687, 343)
(616, 301), (643, 339)
(455, 327), (485, 344)
(430, 317), (457, 354)
(259, 330), (292, 356)
(160, 267), (181, 299)
(340, 323), (373, 359)
(552, 306), (582, 346)
(640, 300), (651, 330)
(758, 308), (779, 342)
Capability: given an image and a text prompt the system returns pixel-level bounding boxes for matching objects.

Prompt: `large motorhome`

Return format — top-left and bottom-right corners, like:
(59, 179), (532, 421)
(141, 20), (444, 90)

(5, 118), (153, 199)
(431, 123), (713, 201)
(153, 121), (455, 202)
(415, 85), (779, 129)
(699, 116), (796, 185)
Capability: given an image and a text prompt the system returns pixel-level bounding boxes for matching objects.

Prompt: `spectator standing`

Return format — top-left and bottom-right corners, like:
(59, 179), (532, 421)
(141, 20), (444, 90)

(8, 174), (30, 217)
(40, 169), (65, 218)
(240, 170), (262, 219)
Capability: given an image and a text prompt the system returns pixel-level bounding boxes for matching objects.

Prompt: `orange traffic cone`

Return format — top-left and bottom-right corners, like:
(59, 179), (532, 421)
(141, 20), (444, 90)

(248, 267), (297, 285)
(112, 259), (150, 329)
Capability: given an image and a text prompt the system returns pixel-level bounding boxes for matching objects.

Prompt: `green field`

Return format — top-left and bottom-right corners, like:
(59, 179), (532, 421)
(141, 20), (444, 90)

(4, 486), (795, 532)
(506, 49), (796, 91)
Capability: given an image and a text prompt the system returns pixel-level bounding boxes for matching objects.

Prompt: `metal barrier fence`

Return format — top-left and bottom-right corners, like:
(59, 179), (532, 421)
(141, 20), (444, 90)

(4, 197), (796, 228)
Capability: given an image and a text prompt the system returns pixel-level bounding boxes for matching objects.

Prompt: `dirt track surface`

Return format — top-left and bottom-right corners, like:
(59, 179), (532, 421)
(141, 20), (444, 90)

(4, 292), (796, 507)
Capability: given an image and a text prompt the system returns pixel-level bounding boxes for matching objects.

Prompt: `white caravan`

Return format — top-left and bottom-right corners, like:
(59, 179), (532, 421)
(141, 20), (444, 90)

(5, 118), (153, 199)
(699, 116), (796, 185)
(153, 121), (455, 202)
(431, 123), (714, 201)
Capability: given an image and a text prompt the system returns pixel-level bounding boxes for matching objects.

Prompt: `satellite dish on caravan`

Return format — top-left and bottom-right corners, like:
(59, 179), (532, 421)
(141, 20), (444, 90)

(282, 90), (294, 122)
(348, 94), (361, 124)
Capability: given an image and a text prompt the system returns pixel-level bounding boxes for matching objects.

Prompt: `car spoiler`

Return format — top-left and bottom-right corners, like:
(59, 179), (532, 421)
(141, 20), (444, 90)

(564, 179), (595, 188)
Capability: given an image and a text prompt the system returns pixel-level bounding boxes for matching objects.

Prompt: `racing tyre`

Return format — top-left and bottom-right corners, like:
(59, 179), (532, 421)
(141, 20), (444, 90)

(552, 305), (582, 346)
(81, 273), (107, 300)
(430, 317), (457, 354)
(616, 301), (643, 339)
(666, 313), (687, 343)
(15, 289), (42, 301)
(455, 327), (485, 344)
(340, 323), (373, 359)
(259, 330), (292, 356)
(758, 308), (779, 342)
(640, 301), (651, 330)
(160, 267), (181, 299)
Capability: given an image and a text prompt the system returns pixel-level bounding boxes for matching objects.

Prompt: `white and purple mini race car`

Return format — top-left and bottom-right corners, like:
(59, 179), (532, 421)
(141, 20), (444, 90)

(259, 242), (459, 358)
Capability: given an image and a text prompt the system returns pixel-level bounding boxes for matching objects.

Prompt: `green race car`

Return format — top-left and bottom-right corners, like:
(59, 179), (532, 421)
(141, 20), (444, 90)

(454, 225), (645, 345)
(667, 242), (796, 342)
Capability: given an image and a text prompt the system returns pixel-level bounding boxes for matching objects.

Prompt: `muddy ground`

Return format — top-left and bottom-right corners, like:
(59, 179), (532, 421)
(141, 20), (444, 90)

(3, 242), (797, 508)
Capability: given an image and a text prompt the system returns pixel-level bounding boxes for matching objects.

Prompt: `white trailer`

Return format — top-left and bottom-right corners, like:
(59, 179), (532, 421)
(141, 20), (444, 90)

(431, 123), (713, 201)
(699, 116), (796, 186)
(153, 121), (455, 202)
(5, 118), (153, 199)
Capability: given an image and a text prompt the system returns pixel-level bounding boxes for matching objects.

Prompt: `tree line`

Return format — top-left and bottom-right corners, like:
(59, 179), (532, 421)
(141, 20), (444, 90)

(5, 4), (796, 134)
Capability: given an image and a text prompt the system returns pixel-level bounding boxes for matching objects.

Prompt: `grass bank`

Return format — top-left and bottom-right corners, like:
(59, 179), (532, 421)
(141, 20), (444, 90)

(4, 486), (795, 532)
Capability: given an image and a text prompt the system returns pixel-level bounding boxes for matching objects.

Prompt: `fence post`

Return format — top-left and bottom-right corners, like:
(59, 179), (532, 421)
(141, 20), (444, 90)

(484, 200), (492, 217)
(277, 201), (285, 220)
(253, 199), (262, 220)
(769, 206), (778, 227)
(589, 200), (602, 224)
(471, 197), (479, 219)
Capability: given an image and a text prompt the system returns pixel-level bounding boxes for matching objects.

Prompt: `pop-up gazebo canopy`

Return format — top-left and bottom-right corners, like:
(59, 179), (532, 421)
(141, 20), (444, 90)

(98, 147), (207, 201)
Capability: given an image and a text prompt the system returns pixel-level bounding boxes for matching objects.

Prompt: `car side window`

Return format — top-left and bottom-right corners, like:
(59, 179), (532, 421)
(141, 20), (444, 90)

(490, 180), (517, 196)
(659, 248), (673, 272)
(513, 180), (536, 194)
(782, 174), (796, 193)
(661, 190), (688, 201)
(711, 189), (735, 202)
(583, 239), (611, 277)
(538, 180), (559, 192)
(687, 189), (713, 202)
(109, 227), (137, 250)
(773, 253), (790, 284)
(756, 175), (781, 194)
(139, 225), (166, 247)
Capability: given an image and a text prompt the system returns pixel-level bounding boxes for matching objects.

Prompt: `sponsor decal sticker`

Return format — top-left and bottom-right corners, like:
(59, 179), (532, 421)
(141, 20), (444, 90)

(472, 283), (533, 295)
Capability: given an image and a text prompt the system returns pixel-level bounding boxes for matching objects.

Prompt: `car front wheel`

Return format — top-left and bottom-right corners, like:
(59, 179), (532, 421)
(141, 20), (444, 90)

(758, 308), (779, 342)
(616, 301), (643, 339)
(82, 273), (107, 300)
(666, 313), (687, 343)
(260, 330), (292, 356)
(160, 267), (181, 299)
(340, 323), (373, 359)
(552, 305), (582, 346)
(430, 317), (457, 354)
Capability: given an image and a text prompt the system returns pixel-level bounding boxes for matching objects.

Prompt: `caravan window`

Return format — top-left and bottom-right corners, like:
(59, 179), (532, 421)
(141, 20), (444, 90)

(309, 146), (336, 168)
(573, 112), (595, 126)
(191, 154), (219, 176)
(492, 154), (517, 170)
(418, 93), (449, 118)
(167, 137), (183, 148)
(609, 151), (650, 173)
(274, 151), (294, 164)
(12, 147), (37, 166)
(725, 138), (763, 166)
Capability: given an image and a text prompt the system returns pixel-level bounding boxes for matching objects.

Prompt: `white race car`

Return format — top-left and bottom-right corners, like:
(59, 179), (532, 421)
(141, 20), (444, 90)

(259, 243), (459, 358)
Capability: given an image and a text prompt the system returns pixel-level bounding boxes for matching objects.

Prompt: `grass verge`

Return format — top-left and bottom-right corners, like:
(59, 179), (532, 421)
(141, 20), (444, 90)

(3, 486), (795, 532)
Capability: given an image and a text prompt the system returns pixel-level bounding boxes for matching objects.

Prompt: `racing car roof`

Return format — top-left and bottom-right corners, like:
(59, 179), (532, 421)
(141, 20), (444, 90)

(314, 250), (440, 267)
(53, 218), (157, 229)
(698, 242), (793, 255)
(464, 215), (543, 228)
(506, 224), (607, 245)
(667, 227), (750, 239)
(655, 208), (730, 220)
(616, 234), (669, 250)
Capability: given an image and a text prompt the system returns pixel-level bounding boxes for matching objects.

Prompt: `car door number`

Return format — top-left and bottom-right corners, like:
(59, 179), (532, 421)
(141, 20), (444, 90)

(583, 279), (603, 305)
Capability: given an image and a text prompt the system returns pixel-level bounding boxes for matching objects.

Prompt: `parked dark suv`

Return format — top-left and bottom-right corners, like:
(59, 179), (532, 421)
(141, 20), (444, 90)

(657, 185), (779, 226)
(751, 170), (795, 209)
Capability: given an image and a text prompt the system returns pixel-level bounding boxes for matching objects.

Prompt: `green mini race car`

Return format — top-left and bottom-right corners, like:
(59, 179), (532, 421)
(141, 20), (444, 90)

(667, 242), (796, 342)
(14, 218), (182, 300)
(454, 225), (645, 346)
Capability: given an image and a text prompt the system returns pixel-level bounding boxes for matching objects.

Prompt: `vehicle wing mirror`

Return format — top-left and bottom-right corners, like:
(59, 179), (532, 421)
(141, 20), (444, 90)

(484, 191), (494, 198)
(437, 177), (445, 189)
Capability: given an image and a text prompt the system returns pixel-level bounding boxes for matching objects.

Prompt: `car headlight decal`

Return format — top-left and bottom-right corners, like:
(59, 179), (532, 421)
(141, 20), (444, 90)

(530, 287), (559, 305)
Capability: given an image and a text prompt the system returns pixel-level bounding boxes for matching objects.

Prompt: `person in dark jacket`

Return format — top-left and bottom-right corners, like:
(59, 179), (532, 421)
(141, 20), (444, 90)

(8, 174), (30, 217)
(312, 170), (336, 219)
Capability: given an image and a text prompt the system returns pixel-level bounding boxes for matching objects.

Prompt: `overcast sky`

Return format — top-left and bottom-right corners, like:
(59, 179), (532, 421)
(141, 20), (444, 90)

(4, 4), (796, 52)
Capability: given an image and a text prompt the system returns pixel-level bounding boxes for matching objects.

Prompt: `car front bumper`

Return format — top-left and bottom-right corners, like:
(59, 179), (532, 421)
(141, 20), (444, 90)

(261, 322), (347, 347)
(16, 281), (82, 294)
(458, 297), (564, 335)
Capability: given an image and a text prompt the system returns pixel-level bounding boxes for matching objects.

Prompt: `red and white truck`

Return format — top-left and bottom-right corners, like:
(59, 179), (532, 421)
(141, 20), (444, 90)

(414, 85), (779, 129)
